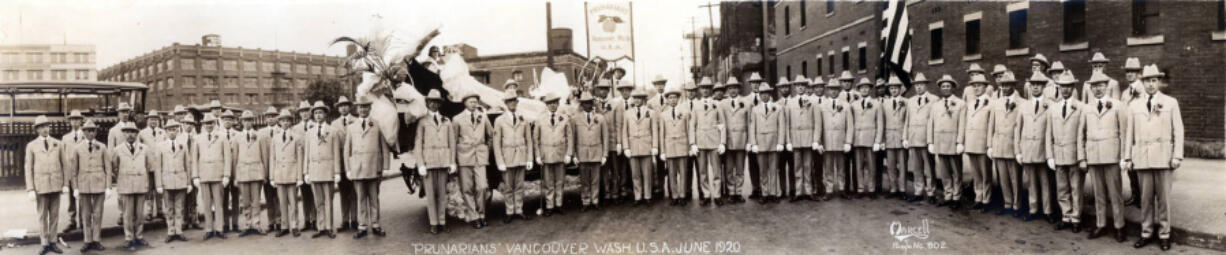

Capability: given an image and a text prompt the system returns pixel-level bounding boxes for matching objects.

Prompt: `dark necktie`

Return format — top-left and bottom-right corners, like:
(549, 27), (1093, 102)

(1147, 95), (1154, 112)
(471, 113), (476, 124)
(1034, 99), (1040, 114)
(636, 108), (642, 119)
(1062, 103), (1068, 118)
(362, 119), (368, 130)
(282, 131), (287, 142)
(672, 109), (677, 119)
(511, 114), (517, 126)
(973, 99), (980, 110)
(919, 97), (926, 106)
(129, 143), (135, 154)
(587, 113), (592, 124)
(894, 99), (900, 110)
(171, 142), (176, 153)
(343, 117), (348, 126)
(434, 115), (440, 125)
(551, 113), (556, 126)
(43, 138), (48, 150)
(1098, 100), (1104, 113)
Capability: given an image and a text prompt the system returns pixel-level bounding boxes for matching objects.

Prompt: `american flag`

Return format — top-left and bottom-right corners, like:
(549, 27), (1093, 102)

(881, 0), (912, 86)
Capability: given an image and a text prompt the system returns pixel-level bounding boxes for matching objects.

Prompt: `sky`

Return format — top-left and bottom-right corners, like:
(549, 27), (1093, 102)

(0, 0), (719, 87)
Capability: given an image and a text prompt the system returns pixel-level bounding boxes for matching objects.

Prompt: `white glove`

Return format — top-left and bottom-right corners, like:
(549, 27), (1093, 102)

(1079, 161), (1088, 169)
(928, 144), (936, 154)
(334, 174), (342, 184)
(222, 177), (230, 187)
(902, 140), (909, 148)
(27, 190), (36, 200)
(775, 144), (784, 151)
(1047, 159), (1056, 170)
(616, 144), (622, 153)
(74, 189), (79, 197)
(193, 178), (200, 187)
(746, 144), (752, 152)
(624, 150), (632, 156)
(536, 157), (543, 165)
(417, 166), (427, 176)
(525, 162), (534, 170)
(62, 186), (69, 194)
(651, 148), (659, 155)
(956, 144), (964, 154)
(1119, 160), (1130, 170)
(844, 144), (852, 152)
(297, 181), (304, 186)
(986, 148), (993, 156)
(105, 188), (114, 199)
(751, 145), (760, 153)
(690, 145), (699, 155)
(601, 157), (607, 165)
(448, 165), (457, 174)
(816, 145), (825, 153)
(717, 144), (726, 154)
(498, 164), (507, 172)
(564, 155), (572, 164)
(157, 188), (164, 194)
(786, 143), (793, 151)
(811, 143), (819, 150)
(1171, 158), (1182, 169)
(872, 143), (881, 151)
(304, 174), (311, 182)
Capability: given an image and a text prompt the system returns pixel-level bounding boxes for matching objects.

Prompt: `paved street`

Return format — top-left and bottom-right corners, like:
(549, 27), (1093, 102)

(4, 175), (1216, 255)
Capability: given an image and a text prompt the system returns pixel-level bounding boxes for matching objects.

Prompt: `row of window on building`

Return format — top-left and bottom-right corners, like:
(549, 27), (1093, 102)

(784, 43), (870, 81)
(0, 52), (93, 65)
(163, 92), (303, 108)
(142, 76), (312, 91)
(1, 69), (92, 81)
(109, 58), (342, 82)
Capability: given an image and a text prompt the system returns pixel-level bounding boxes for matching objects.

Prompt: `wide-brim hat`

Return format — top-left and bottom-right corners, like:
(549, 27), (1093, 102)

(1054, 72), (1079, 86)
(746, 72), (763, 83)
(117, 102), (133, 112)
(163, 119), (181, 129)
(886, 75), (904, 87)
(1050, 61), (1067, 72)
(1124, 57), (1143, 71)
(578, 92), (595, 102)
(33, 115), (51, 128)
(146, 111), (161, 120)
(1089, 52), (1110, 64)
(425, 89), (444, 101)
(825, 79), (842, 88)
(120, 122), (139, 132)
(173, 105), (188, 115)
(968, 75), (989, 85)
(240, 110), (256, 120)
(649, 73), (664, 84)
(776, 76), (792, 87)
(991, 64), (1008, 75)
(1030, 54), (1049, 66)
(683, 81), (698, 91)
(311, 101), (330, 112)
(596, 79), (612, 89)
(856, 77), (873, 88)
(220, 110), (236, 119)
(631, 88), (649, 98)
(297, 101), (312, 111)
(810, 76), (826, 86)
(504, 79), (520, 89)
(997, 71), (1018, 84)
(68, 109), (85, 120)
(460, 93), (481, 103)
(502, 90), (519, 102)
(913, 73), (929, 83)
(263, 106), (278, 116)
(615, 81), (636, 90)
(1028, 72), (1050, 84)
(725, 76), (742, 86)
(180, 115), (197, 124)
(208, 100), (223, 109)
(967, 63), (986, 75)
(792, 75), (808, 85)
(874, 78), (887, 88)
(201, 113), (218, 123)
(1087, 71), (1111, 84)
(1141, 64), (1165, 79)
(713, 82), (726, 90)
(277, 109), (294, 120)
(663, 88), (682, 97)
(81, 120), (99, 130)
(334, 96), (352, 107)
(354, 95), (374, 106)
(697, 77), (714, 87)
(937, 74), (959, 87)
(838, 70), (855, 81)
(756, 83), (773, 92)
(543, 94), (562, 103)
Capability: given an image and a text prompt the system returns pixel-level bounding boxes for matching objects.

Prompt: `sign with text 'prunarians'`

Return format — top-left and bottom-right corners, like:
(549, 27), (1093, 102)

(586, 1), (634, 62)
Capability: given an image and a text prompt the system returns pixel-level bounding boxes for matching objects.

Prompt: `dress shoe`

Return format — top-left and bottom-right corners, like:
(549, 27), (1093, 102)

(93, 242), (105, 251)
(1159, 239), (1171, 251)
(900, 194), (911, 201)
(949, 203), (961, 211)
(1023, 213), (1039, 222)
(165, 236), (177, 243)
(503, 217), (513, 224)
(276, 230), (290, 237)
(927, 197), (937, 205)
(135, 238), (149, 247)
(789, 196), (801, 203)
(971, 203), (983, 210)
(1046, 217), (1059, 225)
(519, 214), (533, 221)
(304, 222), (317, 231)
(338, 222), (351, 232)
(292, 229), (302, 237)
(124, 241), (139, 251)
(64, 222), (78, 232)
(353, 230), (368, 239)
(203, 231), (216, 241)
(1013, 210), (1024, 218)
(79, 243), (93, 253)
(1133, 237), (1153, 249)
(543, 210), (553, 217)
(997, 209), (1013, 216)
(702, 199), (712, 206)
(1055, 222), (1070, 231)
(1071, 224), (1082, 233)
(429, 225), (439, 234)
(215, 231), (227, 239)
(714, 199), (724, 206)
(372, 227), (387, 237)
(311, 231), (328, 238)
(981, 206), (993, 214)
(46, 244), (63, 254)
(1087, 227), (1107, 239)
(555, 208), (566, 215)
(472, 221), (482, 229)
(1115, 231), (1127, 243)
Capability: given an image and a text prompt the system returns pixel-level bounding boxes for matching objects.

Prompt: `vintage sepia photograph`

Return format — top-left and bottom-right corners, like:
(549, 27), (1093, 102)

(1, 0), (1224, 254)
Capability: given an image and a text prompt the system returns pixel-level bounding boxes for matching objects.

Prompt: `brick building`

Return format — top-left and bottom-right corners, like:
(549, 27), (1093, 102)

(1, 44), (96, 81)
(465, 28), (598, 91)
(98, 34), (350, 111)
(705, 1), (771, 87)
(774, 0), (1226, 156)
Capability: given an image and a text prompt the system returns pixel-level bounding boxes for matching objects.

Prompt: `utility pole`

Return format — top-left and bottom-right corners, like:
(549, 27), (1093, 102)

(699, 2), (718, 78)
(546, 1), (554, 69)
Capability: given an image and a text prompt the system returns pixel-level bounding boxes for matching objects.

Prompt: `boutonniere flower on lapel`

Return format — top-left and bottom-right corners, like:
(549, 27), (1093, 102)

(1069, 104), (1078, 111)
(1006, 101), (1016, 111)
(1041, 102), (1050, 110)
(1104, 101), (1113, 110)
(834, 103), (844, 112)
(1154, 103), (1165, 111)
(865, 101), (874, 109)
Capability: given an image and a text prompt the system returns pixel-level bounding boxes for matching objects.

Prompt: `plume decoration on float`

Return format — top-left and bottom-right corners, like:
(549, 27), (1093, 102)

(331, 28), (440, 145)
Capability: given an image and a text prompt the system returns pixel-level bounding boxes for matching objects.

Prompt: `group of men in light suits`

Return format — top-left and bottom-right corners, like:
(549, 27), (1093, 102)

(25, 95), (390, 254)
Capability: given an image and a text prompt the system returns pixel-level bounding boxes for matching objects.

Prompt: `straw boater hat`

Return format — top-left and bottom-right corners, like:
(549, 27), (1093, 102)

(1054, 72), (1078, 86)
(263, 106), (278, 117)
(240, 110), (256, 120)
(1049, 61), (1067, 72)
(697, 77), (714, 88)
(1141, 64), (1165, 79)
(1028, 72), (1050, 84)
(913, 73), (929, 84)
(277, 109), (294, 120)
(757, 83), (773, 93)
(810, 76), (826, 86)
(82, 120), (99, 130)
(968, 74), (989, 86)
(502, 90), (519, 102)
(937, 74), (959, 87)
(1088, 71), (1111, 85)
(776, 76), (791, 87)
(117, 102), (133, 112)
(173, 105), (188, 115)
(992, 64), (1008, 76)
(33, 115), (51, 128)
(164, 119), (181, 129)
(201, 113), (217, 124)
(354, 96), (373, 106)
(746, 72), (764, 83)
(311, 101), (330, 112)
(297, 101), (311, 112)
(838, 70), (855, 82)
(334, 96), (352, 107)
(1124, 57), (1143, 71)
(1089, 52), (1110, 64)
(1030, 54), (1049, 66)
(504, 79), (520, 90)
(68, 109), (84, 120)
(967, 63), (986, 75)
(208, 100), (223, 110)
(425, 89), (444, 101)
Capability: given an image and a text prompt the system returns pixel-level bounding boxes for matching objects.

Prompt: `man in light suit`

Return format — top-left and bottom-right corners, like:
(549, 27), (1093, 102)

(1124, 64), (1183, 251)
(233, 111), (270, 237)
(155, 119), (193, 243)
(112, 123), (153, 251)
(1082, 71), (1129, 243)
(773, 77), (795, 200)
(660, 88), (690, 206)
(904, 74), (938, 203)
(1017, 72), (1056, 223)
(291, 101), (318, 231)
(304, 102), (341, 239)
(268, 110), (303, 238)
(691, 78), (726, 205)
(850, 78), (884, 199)
(72, 120), (111, 252)
(60, 110), (87, 233)
(743, 73), (766, 200)
(820, 80), (853, 200)
(138, 111), (166, 221)
(259, 107), (282, 233)
(881, 76), (908, 200)
(494, 91), (533, 223)
(26, 115), (67, 255)
(600, 80), (629, 204)
(1047, 72), (1086, 233)
(416, 90), (456, 234)
(928, 75), (965, 210)
(783, 75), (821, 202)
(536, 94), (574, 215)
(987, 71), (1022, 217)
(454, 94), (492, 228)
(346, 97), (388, 238)
(749, 83), (786, 204)
(721, 78), (750, 204)
(573, 92), (608, 211)
(330, 96), (359, 233)
(624, 89), (659, 206)
(1081, 53), (1121, 102)
(1119, 57), (1147, 209)
(961, 75), (994, 212)
(196, 114), (231, 240)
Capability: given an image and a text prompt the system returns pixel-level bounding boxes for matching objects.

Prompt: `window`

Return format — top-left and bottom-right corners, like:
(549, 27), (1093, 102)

(786, 65), (792, 79)
(182, 59), (195, 70)
(202, 59), (217, 70)
(801, 61), (808, 77)
(27, 70), (42, 80)
(3, 70), (18, 80)
(800, 1), (807, 27)
(965, 19), (981, 55)
(247, 93), (259, 104)
(202, 76), (217, 88)
(223, 60), (237, 71)
(296, 79), (308, 89)
(52, 70), (67, 80)
(75, 70), (89, 80)
(1009, 9), (1028, 49)
(244, 77), (257, 88)
(311, 65), (321, 74)
(167, 78), (175, 89)
(278, 62), (291, 72)
(27, 53), (42, 64)
(165, 59), (174, 70)
(325, 66), (336, 75)
(785, 6), (791, 35)
(224, 77), (239, 88)
(816, 56), (824, 76)
(295, 64), (307, 74)
(1133, 0), (1160, 36)
(929, 28), (944, 60)
(841, 50), (849, 71)
(182, 77), (195, 88)
(858, 46), (867, 71)
(828, 54), (835, 74)
(2, 53), (19, 64)
(827, 0), (835, 14)
(1064, 0), (1087, 43)
(262, 62), (274, 72)
(243, 60), (256, 72)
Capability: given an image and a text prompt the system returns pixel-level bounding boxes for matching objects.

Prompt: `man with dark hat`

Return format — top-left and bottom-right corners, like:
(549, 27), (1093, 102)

(416, 90), (456, 234)
(26, 115), (68, 255)
(454, 93), (492, 228)
(536, 94), (574, 215)
(346, 96), (388, 238)
(494, 90), (533, 223)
